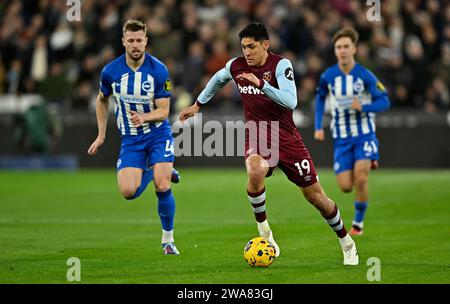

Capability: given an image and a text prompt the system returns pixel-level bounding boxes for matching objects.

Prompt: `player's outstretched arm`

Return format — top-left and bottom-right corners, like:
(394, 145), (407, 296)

(88, 92), (109, 155)
(179, 61), (234, 122)
(314, 74), (328, 141)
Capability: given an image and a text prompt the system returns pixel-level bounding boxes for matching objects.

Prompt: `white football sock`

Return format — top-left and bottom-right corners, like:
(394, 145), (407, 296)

(352, 221), (364, 229)
(161, 229), (174, 244)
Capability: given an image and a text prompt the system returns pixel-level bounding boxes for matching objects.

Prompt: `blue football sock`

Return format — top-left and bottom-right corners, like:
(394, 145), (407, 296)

(126, 169), (154, 200)
(156, 189), (175, 231)
(354, 201), (368, 224)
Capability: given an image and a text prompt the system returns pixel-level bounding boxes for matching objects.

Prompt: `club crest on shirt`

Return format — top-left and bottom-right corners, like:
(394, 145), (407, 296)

(353, 78), (364, 94)
(263, 71), (271, 82)
(142, 80), (153, 92)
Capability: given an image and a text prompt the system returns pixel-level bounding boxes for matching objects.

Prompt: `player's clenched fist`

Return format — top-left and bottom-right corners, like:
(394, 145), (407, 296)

(130, 110), (145, 127)
(237, 72), (261, 87)
(314, 129), (325, 141)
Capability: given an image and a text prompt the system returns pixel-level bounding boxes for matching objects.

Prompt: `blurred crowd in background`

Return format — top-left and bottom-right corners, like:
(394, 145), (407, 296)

(0, 0), (449, 116)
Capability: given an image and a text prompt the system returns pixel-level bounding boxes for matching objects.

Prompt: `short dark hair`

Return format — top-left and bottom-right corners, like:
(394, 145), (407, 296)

(332, 27), (359, 45)
(123, 19), (147, 35)
(238, 22), (269, 41)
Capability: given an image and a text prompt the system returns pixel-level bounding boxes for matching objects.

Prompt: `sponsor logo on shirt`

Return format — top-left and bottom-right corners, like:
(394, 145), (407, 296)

(285, 67), (294, 81)
(237, 83), (264, 95)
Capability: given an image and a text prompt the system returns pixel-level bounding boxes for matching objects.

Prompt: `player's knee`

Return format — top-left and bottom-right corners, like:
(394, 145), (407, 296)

(340, 185), (353, 193)
(247, 167), (266, 184)
(120, 186), (138, 200)
(354, 175), (368, 190)
(120, 188), (136, 200)
(154, 179), (170, 193)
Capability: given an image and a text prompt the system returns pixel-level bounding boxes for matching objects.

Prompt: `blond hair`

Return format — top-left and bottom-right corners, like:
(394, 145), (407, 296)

(122, 19), (147, 35)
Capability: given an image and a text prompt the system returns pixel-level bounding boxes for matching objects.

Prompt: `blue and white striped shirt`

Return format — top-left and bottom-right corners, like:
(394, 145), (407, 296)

(100, 53), (171, 136)
(315, 63), (390, 141)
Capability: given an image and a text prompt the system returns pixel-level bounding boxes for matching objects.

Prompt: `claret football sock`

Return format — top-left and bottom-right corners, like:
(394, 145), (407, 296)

(247, 188), (267, 222)
(324, 204), (348, 238)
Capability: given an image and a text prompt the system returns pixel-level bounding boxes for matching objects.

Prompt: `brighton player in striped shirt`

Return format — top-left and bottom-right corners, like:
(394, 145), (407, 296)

(315, 27), (390, 235)
(180, 22), (358, 265)
(87, 20), (180, 255)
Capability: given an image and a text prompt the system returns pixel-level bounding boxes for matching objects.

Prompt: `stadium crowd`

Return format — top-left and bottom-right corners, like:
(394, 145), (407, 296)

(0, 0), (449, 114)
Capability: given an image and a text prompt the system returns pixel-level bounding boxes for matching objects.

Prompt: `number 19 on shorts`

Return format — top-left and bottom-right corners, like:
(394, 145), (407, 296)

(295, 160), (310, 176)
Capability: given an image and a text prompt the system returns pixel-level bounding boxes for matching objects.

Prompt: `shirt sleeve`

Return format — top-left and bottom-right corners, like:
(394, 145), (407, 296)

(314, 73), (328, 130)
(154, 64), (172, 99)
(196, 58), (235, 105)
(99, 66), (112, 97)
(362, 71), (390, 113)
(260, 59), (297, 110)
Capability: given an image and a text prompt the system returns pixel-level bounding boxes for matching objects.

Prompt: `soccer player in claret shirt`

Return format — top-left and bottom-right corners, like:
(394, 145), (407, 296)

(180, 22), (359, 265)
(88, 20), (181, 255)
(314, 27), (390, 236)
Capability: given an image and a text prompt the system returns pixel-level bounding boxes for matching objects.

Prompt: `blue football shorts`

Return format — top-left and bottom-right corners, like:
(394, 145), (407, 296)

(333, 135), (379, 174)
(116, 130), (175, 172)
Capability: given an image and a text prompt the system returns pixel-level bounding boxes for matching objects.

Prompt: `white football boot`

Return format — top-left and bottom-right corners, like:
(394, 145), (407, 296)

(339, 234), (359, 265)
(265, 230), (280, 258)
(257, 220), (280, 257)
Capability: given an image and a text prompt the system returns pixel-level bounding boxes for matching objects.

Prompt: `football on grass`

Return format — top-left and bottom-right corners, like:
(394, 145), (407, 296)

(243, 236), (276, 267)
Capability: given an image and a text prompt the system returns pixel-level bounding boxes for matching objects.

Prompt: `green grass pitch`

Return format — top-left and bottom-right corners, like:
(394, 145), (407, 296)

(0, 168), (449, 283)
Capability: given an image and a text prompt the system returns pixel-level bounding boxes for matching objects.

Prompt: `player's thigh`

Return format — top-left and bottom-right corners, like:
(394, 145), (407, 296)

(333, 142), (354, 175)
(277, 147), (318, 188)
(117, 167), (144, 193)
(148, 136), (175, 191)
(336, 170), (353, 192)
(245, 154), (270, 179)
(116, 149), (147, 191)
